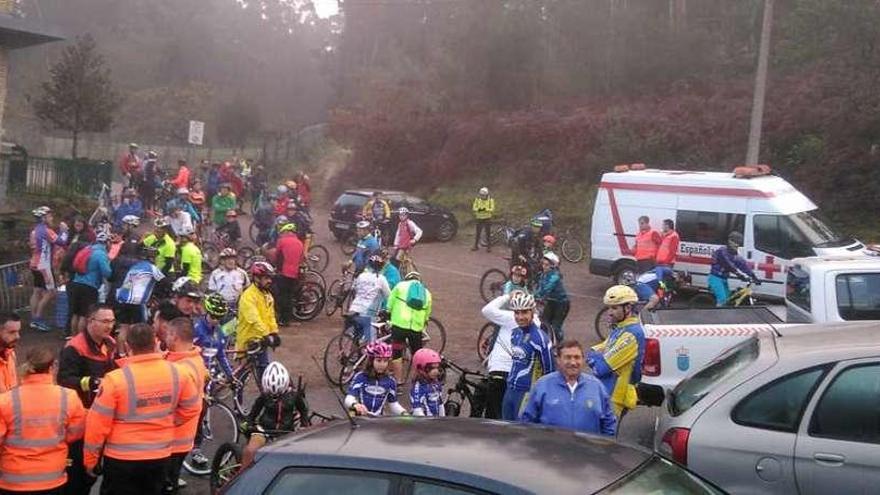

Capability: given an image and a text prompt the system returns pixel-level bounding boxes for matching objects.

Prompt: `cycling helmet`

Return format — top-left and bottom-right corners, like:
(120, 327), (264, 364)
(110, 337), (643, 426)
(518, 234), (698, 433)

(530, 218), (543, 228)
(728, 231), (744, 247)
(250, 261), (276, 277)
(543, 252), (560, 266)
(204, 293), (229, 318)
(603, 285), (638, 306)
(510, 264), (528, 277)
(368, 254), (383, 270)
(261, 361), (291, 396)
(154, 218), (169, 229)
(509, 291), (536, 310)
(365, 341), (392, 359)
(178, 225), (195, 237)
(275, 215), (289, 226)
(219, 247), (237, 259)
(174, 279), (203, 300)
(397, 207), (409, 216)
(542, 235), (556, 246)
(176, 187), (190, 195)
(356, 220), (371, 229)
(276, 184), (288, 194)
(412, 348), (441, 373)
(278, 223), (297, 234)
(404, 271), (421, 281)
(95, 230), (111, 243)
(285, 180), (297, 190)
(32, 206), (51, 218)
(146, 150), (157, 158)
(129, 143), (139, 149)
(122, 215), (140, 227)
(479, 187), (489, 196)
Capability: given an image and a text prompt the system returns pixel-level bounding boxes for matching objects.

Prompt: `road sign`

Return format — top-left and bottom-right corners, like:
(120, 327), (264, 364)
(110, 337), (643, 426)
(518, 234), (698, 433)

(188, 120), (205, 146)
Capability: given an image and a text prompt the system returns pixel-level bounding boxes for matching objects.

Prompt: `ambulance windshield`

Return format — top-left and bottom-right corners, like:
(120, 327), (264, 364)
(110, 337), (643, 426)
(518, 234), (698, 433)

(792, 210), (851, 248)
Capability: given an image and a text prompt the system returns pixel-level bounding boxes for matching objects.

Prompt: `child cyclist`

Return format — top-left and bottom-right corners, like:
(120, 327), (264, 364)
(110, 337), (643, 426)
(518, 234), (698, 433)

(503, 264), (530, 294)
(410, 348), (445, 417)
(344, 342), (406, 417)
(194, 293), (234, 380)
(241, 362), (310, 467)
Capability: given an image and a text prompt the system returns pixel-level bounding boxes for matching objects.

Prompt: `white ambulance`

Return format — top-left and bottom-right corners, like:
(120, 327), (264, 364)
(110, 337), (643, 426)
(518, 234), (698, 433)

(589, 165), (866, 299)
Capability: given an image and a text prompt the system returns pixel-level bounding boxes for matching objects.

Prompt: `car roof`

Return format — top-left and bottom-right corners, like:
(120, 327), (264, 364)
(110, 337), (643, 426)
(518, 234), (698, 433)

(259, 417), (651, 494)
(791, 255), (880, 271)
(774, 321), (880, 362)
(343, 189), (408, 197)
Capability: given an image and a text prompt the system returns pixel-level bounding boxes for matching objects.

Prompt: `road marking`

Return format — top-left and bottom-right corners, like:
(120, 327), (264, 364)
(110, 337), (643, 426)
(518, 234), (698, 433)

(418, 261), (601, 301)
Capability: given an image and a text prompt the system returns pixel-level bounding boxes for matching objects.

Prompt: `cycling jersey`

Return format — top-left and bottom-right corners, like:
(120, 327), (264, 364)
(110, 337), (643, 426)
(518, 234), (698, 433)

(207, 267), (249, 305)
(633, 266), (675, 302)
(410, 380), (444, 417)
(114, 260), (164, 305)
(349, 269), (391, 318)
(167, 211), (194, 237)
(351, 235), (380, 273)
(588, 316), (646, 417)
(534, 268), (568, 302)
(142, 233), (176, 274)
(507, 322), (555, 392)
(481, 295), (542, 374)
(502, 280), (529, 295)
(710, 246), (756, 280)
(193, 316), (233, 378)
(179, 241), (203, 283)
(29, 223), (65, 271)
(247, 390), (309, 433)
(393, 219), (422, 250)
(345, 371), (401, 416)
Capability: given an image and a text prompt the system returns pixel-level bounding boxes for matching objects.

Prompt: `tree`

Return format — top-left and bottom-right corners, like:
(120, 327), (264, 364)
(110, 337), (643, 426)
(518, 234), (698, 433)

(217, 93), (261, 148)
(33, 34), (121, 158)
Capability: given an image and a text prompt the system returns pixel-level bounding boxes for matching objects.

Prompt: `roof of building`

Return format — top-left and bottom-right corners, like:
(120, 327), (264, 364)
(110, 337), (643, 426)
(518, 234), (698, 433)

(0, 14), (64, 49)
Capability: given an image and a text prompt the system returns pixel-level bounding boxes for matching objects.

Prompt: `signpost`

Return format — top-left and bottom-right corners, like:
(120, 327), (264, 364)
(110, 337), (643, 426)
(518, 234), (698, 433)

(188, 120), (205, 146)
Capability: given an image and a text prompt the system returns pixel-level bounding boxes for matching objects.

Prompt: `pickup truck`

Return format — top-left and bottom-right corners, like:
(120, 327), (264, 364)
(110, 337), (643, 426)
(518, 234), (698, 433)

(638, 255), (880, 396)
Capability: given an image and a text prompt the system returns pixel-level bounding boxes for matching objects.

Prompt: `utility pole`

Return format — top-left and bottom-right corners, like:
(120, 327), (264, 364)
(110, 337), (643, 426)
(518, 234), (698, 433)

(746, 0), (774, 165)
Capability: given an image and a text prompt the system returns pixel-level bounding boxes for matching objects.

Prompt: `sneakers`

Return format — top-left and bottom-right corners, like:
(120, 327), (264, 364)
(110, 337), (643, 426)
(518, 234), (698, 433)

(191, 449), (209, 467)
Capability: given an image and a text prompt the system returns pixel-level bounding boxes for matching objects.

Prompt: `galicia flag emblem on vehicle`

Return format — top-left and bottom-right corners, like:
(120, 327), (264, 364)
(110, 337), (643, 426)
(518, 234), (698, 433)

(676, 346), (690, 372)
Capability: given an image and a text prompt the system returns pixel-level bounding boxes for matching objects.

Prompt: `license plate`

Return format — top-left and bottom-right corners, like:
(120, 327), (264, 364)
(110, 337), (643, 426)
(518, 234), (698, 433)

(335, 222), (350, 230)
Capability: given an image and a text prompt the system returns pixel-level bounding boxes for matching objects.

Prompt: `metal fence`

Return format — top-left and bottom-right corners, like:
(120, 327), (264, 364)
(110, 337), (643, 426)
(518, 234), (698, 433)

(0, 260), (31, 312)
(6, 155), (113, 197)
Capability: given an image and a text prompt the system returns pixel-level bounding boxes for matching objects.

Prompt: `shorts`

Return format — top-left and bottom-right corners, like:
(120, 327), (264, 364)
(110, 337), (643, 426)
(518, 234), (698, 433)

(390, 325), (423, 360)
(115, 303), (146, 324)
(31, 268), (56, 290)
(67, 281), (98, 317)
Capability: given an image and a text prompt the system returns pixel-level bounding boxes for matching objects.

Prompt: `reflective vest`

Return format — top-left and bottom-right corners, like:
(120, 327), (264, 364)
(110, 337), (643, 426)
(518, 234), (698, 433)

(386, 280), (432, 332)
(165, 349), (207, 454)
(656, 230), (680, 266)
(83, 353), (201, 469)
(633, 229), (661, 261)
(0, 348), (16, 393)
(472, 197), (495, 220)
(0, 374), (86, 491)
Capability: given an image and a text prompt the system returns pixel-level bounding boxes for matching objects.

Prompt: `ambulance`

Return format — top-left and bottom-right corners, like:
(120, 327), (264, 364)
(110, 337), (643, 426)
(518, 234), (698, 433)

(589, 164), (866, 299)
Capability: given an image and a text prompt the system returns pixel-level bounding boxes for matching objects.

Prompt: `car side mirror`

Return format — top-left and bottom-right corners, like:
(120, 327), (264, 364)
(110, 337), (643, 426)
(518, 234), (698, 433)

(637, 383), (665, 407)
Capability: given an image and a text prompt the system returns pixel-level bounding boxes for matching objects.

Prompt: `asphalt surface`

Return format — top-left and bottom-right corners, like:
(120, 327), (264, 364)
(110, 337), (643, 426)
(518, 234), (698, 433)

(16, 207), (660, 494)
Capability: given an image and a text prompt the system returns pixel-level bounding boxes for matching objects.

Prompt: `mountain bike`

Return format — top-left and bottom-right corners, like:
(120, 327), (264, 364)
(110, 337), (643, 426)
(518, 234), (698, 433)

(557, 226), (586, 263)
(478, 256), (539, 303)
(230, 339), (276, 416)
(442, 359), (489, 418)
(201, 230), (255, 271)
(325, 270), (354, 317)
(305, 243), (330, 273)
(689, 278), (760, 308)
(593, 280), (686, 340)
(478, 220), (516, 248)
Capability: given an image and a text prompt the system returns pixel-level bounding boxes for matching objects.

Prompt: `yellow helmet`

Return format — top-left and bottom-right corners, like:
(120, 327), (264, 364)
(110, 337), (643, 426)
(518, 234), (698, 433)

(285, 180), (297, 190)
(603, 285), (638, 306)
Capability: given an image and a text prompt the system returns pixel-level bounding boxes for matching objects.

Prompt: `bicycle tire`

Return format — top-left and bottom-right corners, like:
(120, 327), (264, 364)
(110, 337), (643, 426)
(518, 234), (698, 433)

(182, 401), (239, 476)
(476, 322), (497, 362)
(479, 268), (508, 303)
(209, 442), (243, 495)
(689, 293), (716, 308)
(322, 332), (357, 386)
(423, 317), (447, 354)
(594, 307), (612, 341)
(202, 242), (221, 271)
(307, 244), (330, 273)
(560, 237), (585, 263)
(292, 282), (325, 321)
(325, 279), (344, 316)
(233, 368), (261, 417)
(300, 269), (327, 292)
(337, 350), (365, 394)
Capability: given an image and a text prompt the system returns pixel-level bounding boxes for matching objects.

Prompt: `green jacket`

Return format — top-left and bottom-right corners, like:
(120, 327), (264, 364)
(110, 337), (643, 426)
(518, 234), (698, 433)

(386, 279), (432, 331)
(212, 193), (237, 226)
(472, 197), (495, 220)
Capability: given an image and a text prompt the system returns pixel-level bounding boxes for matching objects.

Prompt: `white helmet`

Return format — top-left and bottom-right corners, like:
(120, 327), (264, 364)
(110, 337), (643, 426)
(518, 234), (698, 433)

(508, 291), (536, 310)
(32, 206), (51, 218)
(176, 187), (190, 195)
(479, 187), (489, 196)
(122, 215), (140, 227)
(543, 252), (560, 266)
(277, 185), (288, 194)
(178, 225), (195, 236)
(398, 207), (409, 216)
(95, 230), (111, 243)
(261, 361), (290, 395)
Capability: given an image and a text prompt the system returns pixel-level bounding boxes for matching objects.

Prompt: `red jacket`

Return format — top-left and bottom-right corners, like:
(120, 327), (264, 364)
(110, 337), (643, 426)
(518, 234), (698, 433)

(118, 153), (141, 176)
(168, 166), (191, 189)
(656, 230), (680, 266)
(275, 232), (304, 278)
(297, 180), (311, 207)
(633, 229), (662, 261)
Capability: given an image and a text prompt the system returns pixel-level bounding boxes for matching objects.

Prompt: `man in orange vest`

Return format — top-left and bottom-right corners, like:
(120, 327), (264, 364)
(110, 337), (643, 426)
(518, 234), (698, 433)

(633, 216), (661, 274)
(0, 346), (85, 494)
(163, 317), (207, 494)
(83, 323), (200, 495)
(656, 219), (680, 268)
(0, 313), (20, 393)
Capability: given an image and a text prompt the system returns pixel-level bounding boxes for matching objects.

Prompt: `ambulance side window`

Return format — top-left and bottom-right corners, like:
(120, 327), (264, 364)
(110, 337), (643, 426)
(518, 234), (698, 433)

(677, 210), (745, 245)
(754, 214), (814, 259)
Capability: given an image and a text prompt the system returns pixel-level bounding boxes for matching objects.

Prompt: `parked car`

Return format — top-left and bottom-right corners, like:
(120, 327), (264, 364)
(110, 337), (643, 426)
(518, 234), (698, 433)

(329, 189), (458, 242)
(654, 321), (880, 495)
(222, 417), (724, 494)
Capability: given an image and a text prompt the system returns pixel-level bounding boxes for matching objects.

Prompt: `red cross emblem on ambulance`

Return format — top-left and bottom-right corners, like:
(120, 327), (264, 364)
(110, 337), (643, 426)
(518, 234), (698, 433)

(756, 255), (782, 280)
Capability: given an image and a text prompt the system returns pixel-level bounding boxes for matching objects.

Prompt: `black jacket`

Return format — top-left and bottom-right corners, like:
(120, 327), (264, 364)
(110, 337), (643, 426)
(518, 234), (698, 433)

(58, 332), (117, 408)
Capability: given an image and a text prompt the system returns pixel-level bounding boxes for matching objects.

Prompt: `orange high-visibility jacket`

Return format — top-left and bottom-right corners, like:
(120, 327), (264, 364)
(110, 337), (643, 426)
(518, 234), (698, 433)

(0, 349), (16, 393)
(83, 353), (200, 469)
(0, 374), (86, 492)
(165, 348), (207, 454)
(633, 229), (662, 261)
(656, 230), (681, 266)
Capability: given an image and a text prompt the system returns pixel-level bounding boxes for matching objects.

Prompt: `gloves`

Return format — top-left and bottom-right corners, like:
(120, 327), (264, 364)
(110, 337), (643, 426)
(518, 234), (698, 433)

(80, 376), (101, 393)
(264, 333), (281, 348)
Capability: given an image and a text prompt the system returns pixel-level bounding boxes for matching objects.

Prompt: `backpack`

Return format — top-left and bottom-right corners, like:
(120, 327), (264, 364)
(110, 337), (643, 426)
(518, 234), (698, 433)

(405, 281), (427, 310)
(60, 242), (86, 275)
(72, 245), (94, 275)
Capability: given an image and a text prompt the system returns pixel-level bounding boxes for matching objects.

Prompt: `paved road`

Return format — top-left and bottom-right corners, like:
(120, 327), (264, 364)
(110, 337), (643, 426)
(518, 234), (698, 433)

(17, 207), (660, 494)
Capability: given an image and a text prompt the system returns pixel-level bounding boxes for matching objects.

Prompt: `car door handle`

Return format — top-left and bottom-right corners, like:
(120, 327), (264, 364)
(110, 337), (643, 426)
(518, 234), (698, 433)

(813, 453), (846, 466)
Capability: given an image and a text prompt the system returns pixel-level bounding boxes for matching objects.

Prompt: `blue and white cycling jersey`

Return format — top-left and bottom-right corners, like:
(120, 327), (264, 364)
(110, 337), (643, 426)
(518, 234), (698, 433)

(507, 323), (555, 392)
(194, 315), (234, 377)
(410, 380), (444, 416)
(347, 371), (398, 416)
(115, 260), (164, 305)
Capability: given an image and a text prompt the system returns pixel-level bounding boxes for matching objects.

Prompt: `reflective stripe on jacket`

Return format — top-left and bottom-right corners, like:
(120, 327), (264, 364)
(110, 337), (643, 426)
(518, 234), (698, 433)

(656, 230), (680, 266)
(166, 349), (207, 454)
(0, 374), (86, 491)
(472, 197), (494, 220)
(0, 349), (15, 393)
(589, 317), (646, 417)
(83, 353), (200, 468)
(633, 229), (661, 261)
(386, 280), (432, 331)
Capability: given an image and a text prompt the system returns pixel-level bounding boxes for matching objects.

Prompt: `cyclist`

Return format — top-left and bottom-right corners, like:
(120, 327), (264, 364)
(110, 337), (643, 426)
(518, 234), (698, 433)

(344, 341), (406, 417)
(348, 255), (392, 343)
(274, 222), (304, 327)
(118, 214), (142, 256)
(361, 191), (392, 242)
(501, 291), (554, 421)
(410, 348), (445, 417)
(284, 201), (313, 253)
(345, 220), (380, 275)
(510, 218), (543, 271)
(194, 293), (233, 379)
(171, 277), (203, 318)
(241, 361), (310, 467)
(588, 285), (646, 419)
(471, 186), (494, 252)
(112, 188), (144, 230)
(386, 271), (432, 381)
(177, 226), (203, 284)
(166, 202), (194, 238)
(207, 248), (249, 310)
(215, 209), (242, 246)
(708, 231), (759, 307)
(143, 218), (177, 277)
(541, 235), (556, 255)
(211, 183), (237, 229)
(113, 245), (164, 334)
(503, 264), (530, 294)
(392, 207), (422, 269)
(273, 185), (291, 216)
(236, 261), (280, 379)
(632, 265), (679, 311)
(28, 206), (67, 332)
(378, 248), (401, 289)
(534, 252), (569, 343)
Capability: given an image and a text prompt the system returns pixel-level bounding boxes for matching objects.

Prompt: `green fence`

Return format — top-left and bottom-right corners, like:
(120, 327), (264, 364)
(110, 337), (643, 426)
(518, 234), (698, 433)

(5, 155), (113, 198)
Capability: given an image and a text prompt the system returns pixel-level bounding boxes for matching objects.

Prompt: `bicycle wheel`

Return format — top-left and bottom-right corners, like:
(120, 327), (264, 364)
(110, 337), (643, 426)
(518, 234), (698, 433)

(422, 317), (447, 354)
(340, 235), (357, 256)
(325, 279), (344, 316)
(307, 244), (330, 273)
(561, 237), (585, 263)
(202, 242), (221, 271)
(337, 350), (365, 394)
(237, 246), (255, 267)
(233, 368), (261, 417)
(479, 268), (508, 303)
(183, 401), (239, 476)
(209, 442), (243, 495)
(292, 282), (325, 321)
(689, 293), (716, 308)
(322, 331), (358, 386)
(301, 269), (327, 292)
(476, 322), (497, 361)
(594, 307), (612, 341)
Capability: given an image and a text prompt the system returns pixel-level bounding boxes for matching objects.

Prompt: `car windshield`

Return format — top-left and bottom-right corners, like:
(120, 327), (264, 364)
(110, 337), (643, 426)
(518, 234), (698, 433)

(670, 337), (760, 416)
(791, 210), (852, 248)
(600, 456), (724, 494)
(335, 193), (368, 208)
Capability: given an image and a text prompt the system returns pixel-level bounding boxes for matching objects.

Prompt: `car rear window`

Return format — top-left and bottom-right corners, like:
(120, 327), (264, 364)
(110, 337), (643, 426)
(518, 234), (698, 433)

(334, 193), (368, 208)
(836, 273), (880, 320)
(670, 337), (760, 416)
(600, 456), (724, 494)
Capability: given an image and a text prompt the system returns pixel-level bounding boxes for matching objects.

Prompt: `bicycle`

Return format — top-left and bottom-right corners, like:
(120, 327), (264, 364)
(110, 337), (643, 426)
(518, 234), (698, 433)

(689, 278), (759, 308)
(325, 270), (354, 317)
(305, 243), (330, 273)
(230, 339), (275, 416)
(478, 256), (540, 303)
(442, 359), (489, 418)
(593, 281), (685, 341)
(478, 220), (516, 248)
(290, 279), (326, 322)
(394, 246), (418, 276)
(557, 226), (586, 263)
(201, 230), (255, 271)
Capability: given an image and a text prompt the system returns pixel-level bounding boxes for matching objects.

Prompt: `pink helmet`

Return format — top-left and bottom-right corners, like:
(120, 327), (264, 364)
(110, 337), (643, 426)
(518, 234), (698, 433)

(412, 348), (441, 373)
(365, 341), (392, 359)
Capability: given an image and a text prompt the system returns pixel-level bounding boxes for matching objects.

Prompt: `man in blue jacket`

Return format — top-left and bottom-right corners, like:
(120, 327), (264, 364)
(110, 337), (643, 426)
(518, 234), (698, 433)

(502, 291), (555, 421)
(521, 340), (617, 436)
(68, 231), (113, 335)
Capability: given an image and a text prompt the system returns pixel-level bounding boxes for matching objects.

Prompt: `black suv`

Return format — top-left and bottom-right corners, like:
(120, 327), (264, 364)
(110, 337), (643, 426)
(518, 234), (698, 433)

(329, 189), (458, 242)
